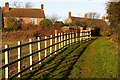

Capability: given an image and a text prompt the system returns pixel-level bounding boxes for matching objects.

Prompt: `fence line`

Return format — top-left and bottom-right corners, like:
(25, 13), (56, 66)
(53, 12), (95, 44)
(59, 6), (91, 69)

(1, 27), (91, 79)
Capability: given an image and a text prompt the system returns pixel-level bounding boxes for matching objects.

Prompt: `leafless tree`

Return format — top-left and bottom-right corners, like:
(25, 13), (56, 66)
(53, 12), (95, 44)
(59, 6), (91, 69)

(87, 12), (100, 19)
(12, 1), (21, 8)
(12, 1), (32, 8)
(47, 14), (61, 24)
(25, 2), (32, 8)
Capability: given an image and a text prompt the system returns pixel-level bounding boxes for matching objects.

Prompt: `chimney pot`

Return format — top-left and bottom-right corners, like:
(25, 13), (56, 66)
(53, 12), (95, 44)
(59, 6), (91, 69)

(68, 12), (71, 18)
(102, 16), (105, 21)
(5, 2), (9, 12)
(41, 4), (44, 9)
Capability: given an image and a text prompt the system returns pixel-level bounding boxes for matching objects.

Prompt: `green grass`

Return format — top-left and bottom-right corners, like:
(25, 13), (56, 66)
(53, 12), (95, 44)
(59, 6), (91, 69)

(21, 40), (94, 79)
(69, 37), (118, 78)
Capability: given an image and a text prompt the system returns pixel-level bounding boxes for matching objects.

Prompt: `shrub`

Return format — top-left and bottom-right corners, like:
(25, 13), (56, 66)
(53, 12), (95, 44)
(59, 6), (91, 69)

(91, 27), (100, 36)
(39, 19), (52, 27)
(74, 20), (80, 26)
(63, 23), (69, 26)
(21, 24), (38, 31)
(5, 17), (22, 31)
(54, 21), (64, 27)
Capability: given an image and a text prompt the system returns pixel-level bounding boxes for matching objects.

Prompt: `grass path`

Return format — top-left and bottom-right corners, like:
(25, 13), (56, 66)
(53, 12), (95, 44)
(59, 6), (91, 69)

(69, 37), (118, 78)
(21, 40), (94, 79)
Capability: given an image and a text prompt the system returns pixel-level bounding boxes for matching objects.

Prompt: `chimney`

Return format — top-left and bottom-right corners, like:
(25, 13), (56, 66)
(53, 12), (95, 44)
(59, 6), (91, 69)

(84, 13), (87, 19)
(102, 16), (105, 21)
(68, 12), (71, 18)
(5, 2), (9, 12)
(41, 4), (44, 9)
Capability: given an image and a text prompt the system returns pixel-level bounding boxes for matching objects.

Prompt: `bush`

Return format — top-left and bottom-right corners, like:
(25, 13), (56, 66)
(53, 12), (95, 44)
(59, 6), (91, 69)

(54, 21), (64, 27)
(5, 17), (22, 31)
(39, 19), (52, 27)
(74, 20), (81, 26)
(63, 23), (69, 26)
(91, 27), (100, 36)
(21, 24), (38, 31)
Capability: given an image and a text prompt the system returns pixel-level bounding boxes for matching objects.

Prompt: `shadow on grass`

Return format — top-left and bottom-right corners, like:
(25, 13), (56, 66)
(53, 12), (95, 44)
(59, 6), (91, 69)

(41, 44), (80, 79)
(22, 43), (80, 79)
(49, 40), (94, 79)
(22, 39), (96, 79)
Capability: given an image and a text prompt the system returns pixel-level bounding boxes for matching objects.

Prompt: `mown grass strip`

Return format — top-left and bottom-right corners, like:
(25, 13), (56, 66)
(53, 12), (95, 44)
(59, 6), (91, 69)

(48, 40), (94, 79)
(69, 37), (118, 78)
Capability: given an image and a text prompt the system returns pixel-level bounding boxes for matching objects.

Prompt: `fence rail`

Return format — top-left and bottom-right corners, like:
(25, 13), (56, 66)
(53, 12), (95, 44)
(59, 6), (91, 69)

(1, 27), (91, 79)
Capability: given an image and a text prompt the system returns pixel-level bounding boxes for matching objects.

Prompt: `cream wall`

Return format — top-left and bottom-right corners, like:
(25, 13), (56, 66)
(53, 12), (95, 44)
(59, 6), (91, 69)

(66, 18), (72, 24)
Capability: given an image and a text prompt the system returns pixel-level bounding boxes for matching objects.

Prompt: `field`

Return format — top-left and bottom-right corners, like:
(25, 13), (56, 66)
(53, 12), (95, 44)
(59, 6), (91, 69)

(2, 36), (119, 79)
(21, 40), (94, 79)
(69, 37), (119, 78)
(20, 37), (119, 79)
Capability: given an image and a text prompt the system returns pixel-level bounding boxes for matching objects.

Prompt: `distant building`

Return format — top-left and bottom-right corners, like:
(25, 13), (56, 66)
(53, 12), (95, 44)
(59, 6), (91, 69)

(66, 11), (106, 24)
(2, 2), (45, 28)
(66, 12), (108, 35)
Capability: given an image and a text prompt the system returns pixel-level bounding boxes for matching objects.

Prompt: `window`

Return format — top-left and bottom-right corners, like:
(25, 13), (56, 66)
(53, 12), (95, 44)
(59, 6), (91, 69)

(30, 18), (35, 24)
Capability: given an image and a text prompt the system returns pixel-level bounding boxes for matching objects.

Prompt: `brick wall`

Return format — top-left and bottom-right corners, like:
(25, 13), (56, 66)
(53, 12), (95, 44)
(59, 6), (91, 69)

(4, 17), (44, 28)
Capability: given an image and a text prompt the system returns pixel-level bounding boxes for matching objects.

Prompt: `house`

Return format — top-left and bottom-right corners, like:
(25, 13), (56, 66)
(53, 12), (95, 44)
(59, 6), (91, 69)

(66, 12), (108, 35)
(2, 2), (45, 28)
(66, 11), (106, 24)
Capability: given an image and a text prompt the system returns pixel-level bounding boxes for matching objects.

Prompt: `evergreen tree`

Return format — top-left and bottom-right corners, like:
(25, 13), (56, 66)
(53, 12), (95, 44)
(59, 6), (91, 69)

(106, 1), (120, 42)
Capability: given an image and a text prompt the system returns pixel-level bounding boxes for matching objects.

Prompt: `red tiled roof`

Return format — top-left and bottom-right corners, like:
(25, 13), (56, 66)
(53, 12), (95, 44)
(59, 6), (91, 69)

(71, 16), (84, 20)
(71, 16), (106, 24)
(70, 16), (107, 27)
(3, 7), (45, 18)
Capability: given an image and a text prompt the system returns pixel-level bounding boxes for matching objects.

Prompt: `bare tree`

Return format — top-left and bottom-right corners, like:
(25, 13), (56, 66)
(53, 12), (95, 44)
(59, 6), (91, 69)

(87, 12), (100, 19)
(12, 1), (21, 8)
(47, 14), (61, 24)
(12, 1), (32, 8)
(25, 2), (32, 8)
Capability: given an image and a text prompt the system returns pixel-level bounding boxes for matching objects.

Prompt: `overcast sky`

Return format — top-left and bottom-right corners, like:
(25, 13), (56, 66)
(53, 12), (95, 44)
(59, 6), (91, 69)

(0, 0), (111, 21)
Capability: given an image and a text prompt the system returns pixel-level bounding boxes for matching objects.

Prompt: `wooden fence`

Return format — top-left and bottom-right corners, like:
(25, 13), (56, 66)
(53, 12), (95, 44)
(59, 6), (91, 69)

(0, 28), (91, 79)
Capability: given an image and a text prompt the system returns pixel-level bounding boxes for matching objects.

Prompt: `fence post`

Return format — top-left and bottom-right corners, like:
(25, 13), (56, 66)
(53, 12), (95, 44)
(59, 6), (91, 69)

(84, 30), (87, 42)
(61, 33), (63, 48)
(84, 30), (86, 42)
(67, 33), (69, 45)
(64, 33), (66, 47)
(45, 36), (47, 57)
(55, 30), (57, 54)
(82, 30), (85, 42)
(50, 35), (52, 55)
(70, 32), (72, 45)
(5, 45), (9, 79)
(80, 27), (83, 42)
(72, 32), (74, 43)
(65, 33), (67, 46)
(89, 28), (91, 40)
(74, 32), (75, 43)
(37, 37), (41, 64)
(18, 41), (21, 77)
(58, 33), (61, 49)
(87, 30), (89, 41)
(76, 31), (78, 43)
(29, 39), (32, 70)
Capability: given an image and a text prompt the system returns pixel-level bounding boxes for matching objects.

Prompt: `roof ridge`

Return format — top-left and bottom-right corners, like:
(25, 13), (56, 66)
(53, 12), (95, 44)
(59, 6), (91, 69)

(9, 7), (42, 10)
(71, 16), (102, 20)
